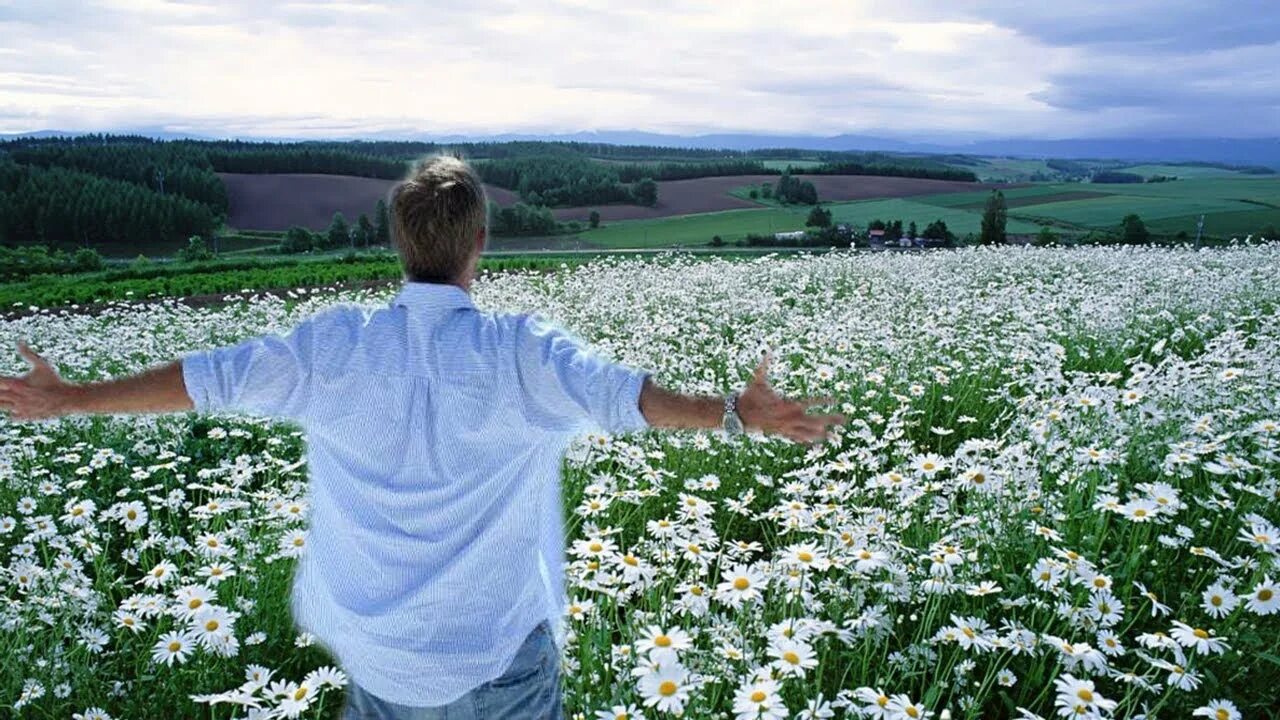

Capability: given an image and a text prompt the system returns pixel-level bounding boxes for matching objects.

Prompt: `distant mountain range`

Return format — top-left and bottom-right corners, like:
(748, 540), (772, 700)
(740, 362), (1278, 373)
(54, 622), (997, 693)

(5, 128), (1279, 168)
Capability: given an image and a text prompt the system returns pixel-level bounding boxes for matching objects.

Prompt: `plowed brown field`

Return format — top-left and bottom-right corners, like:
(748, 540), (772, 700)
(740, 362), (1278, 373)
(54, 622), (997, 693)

(219, 172), (1011, 231)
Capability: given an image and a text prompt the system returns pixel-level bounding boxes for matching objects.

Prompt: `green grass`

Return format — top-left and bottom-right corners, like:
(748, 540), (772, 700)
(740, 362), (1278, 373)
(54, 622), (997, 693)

(580, 208), (809, 247)
(760, 159), (824, 171)
(823, 198), (1045, 235)
(1114, 164), (1249, 178)
(960, 157), (1058, 182)
(915, 177), (1280, 237)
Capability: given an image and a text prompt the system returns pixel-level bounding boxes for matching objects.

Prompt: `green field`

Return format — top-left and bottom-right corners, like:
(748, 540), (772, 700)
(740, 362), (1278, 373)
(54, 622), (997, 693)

(1114, 163), (1249, 178)
(580, 207), (810, 247)
(760, 159), (825, 171)
(824, 197), (1044, 235)
(914, 176), (1280, 237)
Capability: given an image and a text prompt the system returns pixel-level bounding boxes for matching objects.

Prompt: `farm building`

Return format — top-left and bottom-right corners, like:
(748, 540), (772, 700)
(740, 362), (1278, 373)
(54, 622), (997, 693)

(774, 230), (808, 242)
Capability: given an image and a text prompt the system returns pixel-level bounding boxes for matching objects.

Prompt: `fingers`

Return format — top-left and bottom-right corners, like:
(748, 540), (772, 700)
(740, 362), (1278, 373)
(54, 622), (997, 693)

(17, 341), (46, 369)
(752, 350), (772, 385)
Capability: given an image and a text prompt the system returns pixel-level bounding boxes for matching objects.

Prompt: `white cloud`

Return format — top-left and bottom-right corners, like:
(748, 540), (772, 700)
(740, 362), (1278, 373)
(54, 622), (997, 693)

(0, 0), (1273, 138)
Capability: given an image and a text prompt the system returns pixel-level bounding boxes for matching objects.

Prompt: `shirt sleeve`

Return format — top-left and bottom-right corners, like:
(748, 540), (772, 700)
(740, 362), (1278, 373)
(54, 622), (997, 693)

(180, 313), (321, 423)
(514, 314), (650, 436)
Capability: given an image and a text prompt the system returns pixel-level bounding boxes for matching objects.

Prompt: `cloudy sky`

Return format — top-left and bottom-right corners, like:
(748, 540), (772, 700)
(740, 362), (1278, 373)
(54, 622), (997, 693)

(1, 0), (1277, 140)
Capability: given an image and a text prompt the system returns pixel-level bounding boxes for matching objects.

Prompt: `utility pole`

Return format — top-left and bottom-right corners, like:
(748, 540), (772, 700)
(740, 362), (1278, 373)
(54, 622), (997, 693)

(1194, 214), (1204, 249)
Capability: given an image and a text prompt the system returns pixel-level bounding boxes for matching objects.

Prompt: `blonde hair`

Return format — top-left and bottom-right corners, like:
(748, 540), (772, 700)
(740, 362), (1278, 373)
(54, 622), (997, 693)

(389, 154), (487, 283)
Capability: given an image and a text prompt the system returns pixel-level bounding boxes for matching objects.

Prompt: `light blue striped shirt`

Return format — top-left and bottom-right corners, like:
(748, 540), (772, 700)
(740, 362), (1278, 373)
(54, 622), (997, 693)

(180, 281), (651, 706)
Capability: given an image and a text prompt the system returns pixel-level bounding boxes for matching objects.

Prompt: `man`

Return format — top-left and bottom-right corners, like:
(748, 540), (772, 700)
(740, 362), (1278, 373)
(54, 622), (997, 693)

(0, 155), (844, 720)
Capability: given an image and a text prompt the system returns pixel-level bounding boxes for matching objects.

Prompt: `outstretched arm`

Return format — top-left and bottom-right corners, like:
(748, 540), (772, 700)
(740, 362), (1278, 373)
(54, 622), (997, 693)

(639, 351), (844, 445)
(0, 341), (194, 420)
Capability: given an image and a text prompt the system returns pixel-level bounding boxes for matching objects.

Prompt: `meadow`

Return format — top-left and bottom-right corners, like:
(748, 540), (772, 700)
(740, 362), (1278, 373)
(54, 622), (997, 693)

(2, 246), (1279, 719)
(915, 176), (1280, 238)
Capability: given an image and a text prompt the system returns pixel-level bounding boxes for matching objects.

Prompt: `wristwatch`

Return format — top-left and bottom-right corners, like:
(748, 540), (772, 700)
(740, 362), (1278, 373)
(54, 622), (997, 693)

(722, 392), (745, 436)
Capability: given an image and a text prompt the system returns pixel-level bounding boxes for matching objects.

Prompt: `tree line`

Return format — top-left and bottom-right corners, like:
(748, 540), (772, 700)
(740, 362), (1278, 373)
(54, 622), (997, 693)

(474, 155), (659, 208)
(0, 155), (220, 250)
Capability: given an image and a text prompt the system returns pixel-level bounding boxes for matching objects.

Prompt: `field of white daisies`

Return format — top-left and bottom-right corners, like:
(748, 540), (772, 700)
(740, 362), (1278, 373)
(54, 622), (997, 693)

(2, 244), (1279, 720)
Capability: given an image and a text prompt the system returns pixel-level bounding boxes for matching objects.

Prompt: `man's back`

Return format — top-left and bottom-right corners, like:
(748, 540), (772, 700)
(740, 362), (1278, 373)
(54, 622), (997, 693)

(182, 280), (650, 706)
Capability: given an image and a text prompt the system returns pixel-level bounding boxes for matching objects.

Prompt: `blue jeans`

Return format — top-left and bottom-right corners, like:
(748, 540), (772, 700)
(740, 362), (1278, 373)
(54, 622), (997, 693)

(341, 620), (563, 720)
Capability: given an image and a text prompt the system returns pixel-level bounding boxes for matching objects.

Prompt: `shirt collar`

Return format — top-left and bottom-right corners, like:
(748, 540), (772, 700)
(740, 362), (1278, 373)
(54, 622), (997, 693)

(391, 281), (475, 312)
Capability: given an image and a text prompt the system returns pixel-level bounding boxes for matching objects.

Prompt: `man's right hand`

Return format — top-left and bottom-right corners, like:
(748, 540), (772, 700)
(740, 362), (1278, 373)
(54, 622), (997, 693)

(737, 351), (845, 445)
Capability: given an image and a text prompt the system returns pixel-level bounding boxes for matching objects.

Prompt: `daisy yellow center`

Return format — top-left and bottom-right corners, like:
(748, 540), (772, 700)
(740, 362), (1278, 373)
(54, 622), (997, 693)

(972, 474), (986, 484)
(733, 577), (750, 591)
(1216, 710), (1229, 720)
(906, 707), (920, 719)
(658, 681), (678, 697)
(1133, 509), (1148, 517)
(962, 627), (975, 639)
(1259, 589), (1274, 601)
(188, 599), (203, 609)
(617, 714), (629, 720)
(797, 551), (813, 562)
(210, 568), (223, 576)
(922, 463), (935, 471)
(127, 510), (137, 520)
(168, 641), (181, 652)
(690, 586), (703, 596)
(1193, 628), (1209, 639)
(783, 651), (800, 665)
(624, 555), (638, 566)
(123, 617), (134, 625)
(1093, 578), (1106, 588)
(205, 619), (219, 631)
(751, 690), (767, 703)
(1040, 572), (1052, 581)
(877, 695), (889, 707)
(293, 537), (304, 546)
(688, 544), (701, 554)
(589, 542), (603, 553)
(294, 686), (308, 701)
(655, 635), (671, 647)
(1077, 689), (1094, 703)
(587, 561), (600, 571)
(1211, 596), (1222, 606)
(859, 551), (872, 560)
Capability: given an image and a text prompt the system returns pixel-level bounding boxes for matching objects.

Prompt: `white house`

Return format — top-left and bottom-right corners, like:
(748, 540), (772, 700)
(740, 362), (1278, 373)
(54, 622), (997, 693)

(774, 231), (807, 242)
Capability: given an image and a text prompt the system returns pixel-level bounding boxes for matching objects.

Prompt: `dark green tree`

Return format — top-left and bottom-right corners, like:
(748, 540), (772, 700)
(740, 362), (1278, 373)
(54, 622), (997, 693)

(633, 178), (658, 207)
(980, 190), (1008, 245)
(356, 213), (375, 248)
(1034, 226), (1059, 246)
(177, 235), (213, 262)
(805, 205), (833, 228)
(1121, 214), (1149, 245)
(588, 210), (600, 229)
(375, 199), (391, 246)
(281, 226), (315, 253)
(326, 212), (350, 250)
(907, 221), (917, 239)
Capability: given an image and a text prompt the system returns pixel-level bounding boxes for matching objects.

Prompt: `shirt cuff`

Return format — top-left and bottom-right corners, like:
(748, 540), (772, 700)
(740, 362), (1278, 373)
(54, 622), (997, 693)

(181, 351), (215, 413)
(614, 368), (651, 434)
